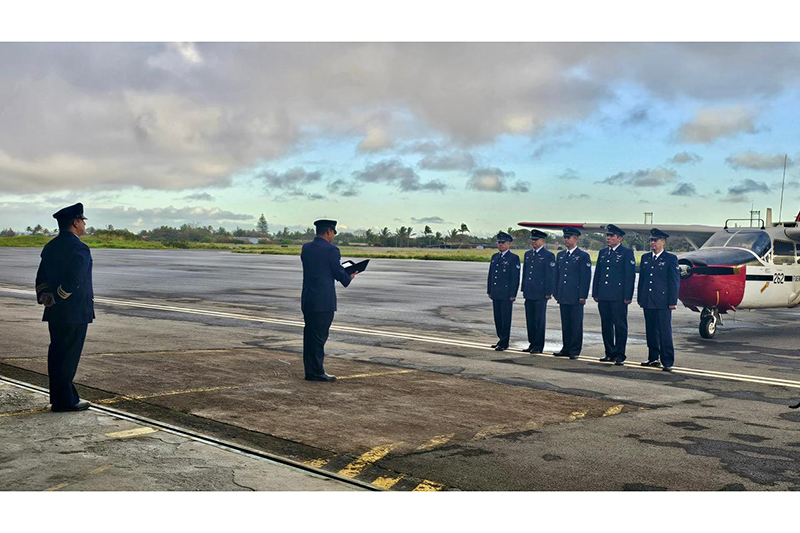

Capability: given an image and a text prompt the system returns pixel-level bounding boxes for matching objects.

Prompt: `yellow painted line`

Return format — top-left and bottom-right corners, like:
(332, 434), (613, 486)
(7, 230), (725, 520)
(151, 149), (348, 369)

(412, 479), (444, 491)
(96, 385), (242, 405)
(0, 406), (49, 418)
(105, 427), (158, 439)
(337, 370), (415, 380)
(472, 420), (541, 440)
(303, 458), (331, 468)
(372, 474), (405, 489)
(416, 433), (455, 451)
(761, 282), (770, 293)
(566, 410), (587, 421)
(602, 405), (625, 417)
(43, 482), (70, 492)
(338, 444), (398, 478)
(3, 285), (800, 390)
(89, 464), (113, 475)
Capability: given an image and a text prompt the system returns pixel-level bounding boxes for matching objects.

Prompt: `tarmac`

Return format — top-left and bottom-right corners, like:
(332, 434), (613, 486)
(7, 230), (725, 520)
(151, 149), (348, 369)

(2, 248), (800, 491)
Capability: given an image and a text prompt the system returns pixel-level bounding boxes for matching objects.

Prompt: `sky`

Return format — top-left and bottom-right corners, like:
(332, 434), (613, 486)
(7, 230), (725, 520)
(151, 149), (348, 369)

(2, 42), (800, 236)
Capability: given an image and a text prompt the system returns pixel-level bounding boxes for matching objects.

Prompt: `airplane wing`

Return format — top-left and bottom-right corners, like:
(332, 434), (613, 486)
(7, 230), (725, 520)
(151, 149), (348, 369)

(517, 222), (723, 250)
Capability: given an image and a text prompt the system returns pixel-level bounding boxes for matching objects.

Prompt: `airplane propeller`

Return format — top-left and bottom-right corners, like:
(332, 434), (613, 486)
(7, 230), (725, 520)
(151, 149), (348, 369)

(678, 264), (740, 280)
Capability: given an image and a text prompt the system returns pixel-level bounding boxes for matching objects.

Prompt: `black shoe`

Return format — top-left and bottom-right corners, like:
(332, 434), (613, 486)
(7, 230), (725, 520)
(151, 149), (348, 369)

(614, 360), (625, 366)
(530, 349), (543, 354)
(305, 373), (337, 382)
(553, 351), (570, 357)
(641, 360), (661, 367)
(662, 366), (673, 372)
(569, 354), (580, 360)
(599, 356), (614, 362)
(491, 343), (498, 348)
(495, 345), (506, 351)
(51, 401), (90, 412)
(522, 345), (534, 353)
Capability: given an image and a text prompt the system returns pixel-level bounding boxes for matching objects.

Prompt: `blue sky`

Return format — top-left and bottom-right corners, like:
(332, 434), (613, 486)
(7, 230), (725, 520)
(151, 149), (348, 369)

(1, 43), (799, 236)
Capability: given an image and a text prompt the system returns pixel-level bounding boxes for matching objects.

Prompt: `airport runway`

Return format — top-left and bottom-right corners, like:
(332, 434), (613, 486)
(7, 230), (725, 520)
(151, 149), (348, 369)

(2, 247), (800, 490)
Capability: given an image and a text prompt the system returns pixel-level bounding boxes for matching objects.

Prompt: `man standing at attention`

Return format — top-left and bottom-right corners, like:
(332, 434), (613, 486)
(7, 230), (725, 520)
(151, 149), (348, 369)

(553, 227), (591, 359)
(638, 228), (681, 371)
(487, 231), (520, 351)
(521, 229), (555, 354)
(592, 224), (636, 365)
(301, 219), (356, 382)
(35, 203), (94, 412)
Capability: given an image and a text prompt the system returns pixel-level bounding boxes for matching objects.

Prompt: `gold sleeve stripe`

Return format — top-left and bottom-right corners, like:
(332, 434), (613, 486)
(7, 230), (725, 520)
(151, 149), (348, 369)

(36, 283), (50, 293)
(56, 285), (72, 299)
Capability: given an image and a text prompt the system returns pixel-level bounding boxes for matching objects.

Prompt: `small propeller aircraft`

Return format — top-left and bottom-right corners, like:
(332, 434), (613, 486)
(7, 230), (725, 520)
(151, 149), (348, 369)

(519, 207), (800, 339)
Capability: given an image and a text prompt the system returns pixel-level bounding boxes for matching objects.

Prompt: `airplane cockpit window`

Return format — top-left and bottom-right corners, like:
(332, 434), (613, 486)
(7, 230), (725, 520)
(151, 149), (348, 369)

(726, 231), (772, 257)
(773, 240), (796, 265)
(702, 230), (772, 257)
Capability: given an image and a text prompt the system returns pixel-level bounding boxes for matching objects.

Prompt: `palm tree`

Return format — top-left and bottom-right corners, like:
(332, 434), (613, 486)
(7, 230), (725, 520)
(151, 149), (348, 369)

(406, 226), (415, 247)
(424, 225), (433, 247)
(379, 227), (391, 246)
(434, 231), (443, 247)
(447, 228), (459, 248)
(458, 223), (470, 248)
(395, 226), (407, 247)
(365, 228), (375, 245)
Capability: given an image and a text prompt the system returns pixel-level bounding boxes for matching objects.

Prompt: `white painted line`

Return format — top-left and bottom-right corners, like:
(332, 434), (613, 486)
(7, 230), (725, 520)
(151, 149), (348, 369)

(3, 285), (800, 390)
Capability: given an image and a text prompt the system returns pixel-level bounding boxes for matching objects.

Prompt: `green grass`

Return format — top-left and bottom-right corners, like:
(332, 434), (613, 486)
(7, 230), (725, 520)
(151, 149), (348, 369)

(0, 236), (650, 264)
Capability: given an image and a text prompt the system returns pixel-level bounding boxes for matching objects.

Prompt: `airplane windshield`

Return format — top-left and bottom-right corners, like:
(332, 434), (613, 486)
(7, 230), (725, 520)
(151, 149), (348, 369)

(702, 230), (772, 257)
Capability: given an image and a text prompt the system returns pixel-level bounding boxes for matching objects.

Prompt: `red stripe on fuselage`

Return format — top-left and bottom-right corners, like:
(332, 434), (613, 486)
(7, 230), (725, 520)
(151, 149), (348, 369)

(678, 265), (746, 313)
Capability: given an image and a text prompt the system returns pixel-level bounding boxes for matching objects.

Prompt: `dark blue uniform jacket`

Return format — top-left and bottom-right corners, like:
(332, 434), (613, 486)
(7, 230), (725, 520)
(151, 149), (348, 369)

(35, 232), (94, 324)
(521, 248), (555, 300)
(487, 251), (520, 300)
(554, 248), (592, 304)
(592, 245), (636, 301)
(301, 237), (352, 313)
(637, 251), (681, 309)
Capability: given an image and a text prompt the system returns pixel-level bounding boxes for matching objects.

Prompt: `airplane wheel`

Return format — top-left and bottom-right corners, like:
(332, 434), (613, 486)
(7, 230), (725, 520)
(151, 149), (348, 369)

(700, 315), (717, 339)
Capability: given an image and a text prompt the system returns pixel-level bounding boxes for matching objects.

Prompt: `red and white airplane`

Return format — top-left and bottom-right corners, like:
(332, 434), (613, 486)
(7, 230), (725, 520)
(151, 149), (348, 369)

(519, 208), (800, 338)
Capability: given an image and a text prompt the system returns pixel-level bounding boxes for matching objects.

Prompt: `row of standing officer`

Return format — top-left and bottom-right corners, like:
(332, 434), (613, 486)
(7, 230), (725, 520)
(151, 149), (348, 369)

(487, 225), (681, 371)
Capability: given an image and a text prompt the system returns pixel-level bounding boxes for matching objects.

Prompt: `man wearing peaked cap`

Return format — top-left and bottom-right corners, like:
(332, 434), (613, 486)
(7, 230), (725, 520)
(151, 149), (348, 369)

(521, 229), (555, 354)
(638, 228), (681, 371)
(593, 224), (636, 365)
(487, 231), (520, 351)
(300, 219), (356, 381)
(35, 203), (94, 412)
(553, 227), (592, 359)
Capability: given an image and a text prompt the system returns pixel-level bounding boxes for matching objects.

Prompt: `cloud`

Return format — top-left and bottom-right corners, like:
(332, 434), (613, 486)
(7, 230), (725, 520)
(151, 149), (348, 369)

(674, 106), (758, 144)
(410, 216), (449, 224)
(356, 127), (394, 153)
(557, 168), (580, 180)
(258, 167), (322, 190)
(417, 152), (475, 171)
(622, 106), (650, 125)
(561, 193), (590, 200)
(352, 159), (446, 192)
(327, 179), (360, 197)
(531, 139), (572, 160)
(670, 183), (698, 196)
(4, 43), (800, 194)
(598, 167), (679, 187)
(669, 151), (702, 165)
(467, 167), (515, 192)
(511, 181), (531, 193)
(724, 179), (771, 202)
(179, 192), (215, 201)
(725, 151), (790, 171)
(398, 141), (443, 155)
(97, 205), (253, 228)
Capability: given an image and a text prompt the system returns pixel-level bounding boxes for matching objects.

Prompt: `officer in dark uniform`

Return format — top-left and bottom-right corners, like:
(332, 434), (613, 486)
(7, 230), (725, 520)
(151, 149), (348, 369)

(637, 228), (681, 371)
(521, 229), (555, 354)
(592, 224), (636, 365)
(553, 227), (591, 359)
(487, 231), (520, 351)
(35, 203), (94, 412)
(300, 219), (357, 381)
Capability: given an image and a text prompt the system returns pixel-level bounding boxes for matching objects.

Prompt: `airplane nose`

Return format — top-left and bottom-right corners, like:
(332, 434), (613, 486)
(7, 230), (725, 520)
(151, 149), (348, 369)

(677, 264), (746, 312)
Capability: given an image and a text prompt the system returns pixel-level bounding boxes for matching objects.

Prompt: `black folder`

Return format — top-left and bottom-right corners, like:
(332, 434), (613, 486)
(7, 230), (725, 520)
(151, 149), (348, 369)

(341, 259), (370, 275)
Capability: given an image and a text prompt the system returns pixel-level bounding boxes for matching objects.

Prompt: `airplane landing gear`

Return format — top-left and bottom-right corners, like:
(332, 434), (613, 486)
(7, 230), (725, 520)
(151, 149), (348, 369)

(699, 307), (721, 339)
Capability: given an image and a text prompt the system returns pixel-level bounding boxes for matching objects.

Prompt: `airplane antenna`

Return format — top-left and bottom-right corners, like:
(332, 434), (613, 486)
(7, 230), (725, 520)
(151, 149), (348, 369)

(779, 154), (788, 223)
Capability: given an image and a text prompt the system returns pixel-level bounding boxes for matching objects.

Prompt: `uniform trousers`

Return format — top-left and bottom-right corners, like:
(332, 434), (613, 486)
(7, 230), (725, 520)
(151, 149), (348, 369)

(598, 300), (629, 361)
(303, 310), (335, 376)
(643, 308), (675, 367)
(492, 299), (513, 348)
(559, 303), (584, 355)
(47, 322), (88, 408)
(524, 299), (547, 351)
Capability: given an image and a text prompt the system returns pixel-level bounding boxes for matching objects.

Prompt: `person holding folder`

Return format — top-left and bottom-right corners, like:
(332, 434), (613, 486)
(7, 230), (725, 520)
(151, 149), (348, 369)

(300, 219), (357, 381)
